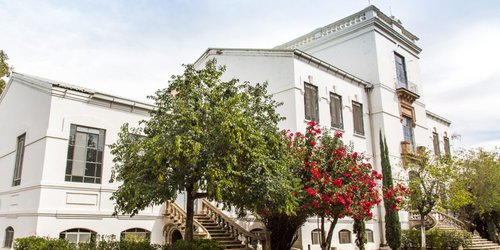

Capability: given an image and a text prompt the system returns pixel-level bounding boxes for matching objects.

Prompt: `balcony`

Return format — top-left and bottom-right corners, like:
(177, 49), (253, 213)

(396, 86), (420, 105)
(401, 141), (426, 166)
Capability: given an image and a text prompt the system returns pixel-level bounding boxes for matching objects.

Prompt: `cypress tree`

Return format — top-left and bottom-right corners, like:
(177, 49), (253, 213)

(380, 131), (402, 249)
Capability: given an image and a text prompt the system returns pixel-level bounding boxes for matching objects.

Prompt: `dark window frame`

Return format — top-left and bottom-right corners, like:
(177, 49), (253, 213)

(443, 136), (451, 155)
(352, 101), (364, 135)
(4, 227), (14, 248)
(395, 53), (408, 88)
(13, 134), (26, 186)
(304, 82), (319, 122)
(311, 229), (322, 245)
(339, 229), (352, 244)
(402, 116), (415, 149)
(65, 125), (106, 184)
(433, 132), (440, 156)
(366, 229), (374, 243)
(330, 93), (343, 129)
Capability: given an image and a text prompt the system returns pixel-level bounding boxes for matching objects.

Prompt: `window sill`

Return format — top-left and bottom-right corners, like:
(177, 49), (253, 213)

(353, 133), (366, 139)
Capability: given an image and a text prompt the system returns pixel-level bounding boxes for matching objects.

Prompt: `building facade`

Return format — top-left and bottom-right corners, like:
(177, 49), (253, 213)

(0, 5), (452, 250)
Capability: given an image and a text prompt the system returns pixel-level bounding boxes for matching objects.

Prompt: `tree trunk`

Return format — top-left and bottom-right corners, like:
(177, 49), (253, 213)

(420, 214), (426, 250)
(263, 213), (305, 250)
(185, 185), (195, 242)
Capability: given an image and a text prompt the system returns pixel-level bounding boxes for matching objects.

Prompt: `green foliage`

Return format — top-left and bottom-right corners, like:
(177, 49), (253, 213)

(0, 50), (12, 94)
(14, 236), (163, 250)
(353, 219), (366, 250)
(14, 236), (73, 250)
(405, 149), (458, 216)
(380, 131), (402, 250)
(402, 228), (471, 250)
(110, 59), (293, 241)
(451, 148), (500, 242)
(166, 239), (223, 250)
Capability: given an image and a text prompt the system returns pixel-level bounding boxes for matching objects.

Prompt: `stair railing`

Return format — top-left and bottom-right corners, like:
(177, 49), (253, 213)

(432, 210), (469, 231)
(408, 211), (437, 229)
(164, 201), (210, 239)
(201, 199), (267, 249)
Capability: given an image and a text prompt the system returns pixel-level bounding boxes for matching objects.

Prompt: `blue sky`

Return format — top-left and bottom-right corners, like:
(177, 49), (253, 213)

(1, 0), (499, 150)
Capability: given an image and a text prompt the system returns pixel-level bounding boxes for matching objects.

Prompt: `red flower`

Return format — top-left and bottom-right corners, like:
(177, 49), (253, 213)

(333, 178), (343, 188)
(305, 187), (318, 196)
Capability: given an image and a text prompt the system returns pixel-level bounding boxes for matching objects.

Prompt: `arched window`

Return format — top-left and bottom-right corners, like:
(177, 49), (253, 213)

(4, 227), (14, 248)
(339, 229), (351, 244)
(59, 228), (96, 243)
(121, 228), (151, 242)
(311, 229), (322, 245)
(366, 229), (374, 243)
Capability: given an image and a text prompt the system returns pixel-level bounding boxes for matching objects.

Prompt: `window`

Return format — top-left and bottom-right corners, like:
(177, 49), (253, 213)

(366, 229), (374, 243)
(59, 228), (96, 244)
(444, 136), (451, 155)
(121, 228), (151, 242)
(402, 116), (414, 149)
(432, 132), (440, 156)
(311, 229), (322, 245)
(4, 227), (14, 248)
(330, 93), (343, 129)
(12, 134), (26, 186)
(304, 83), (319, 122)
(395, 53), (408, 88)
(65, 125), (106, 183)
(352, 102), (364, 135)
(339, 229), (351, 244)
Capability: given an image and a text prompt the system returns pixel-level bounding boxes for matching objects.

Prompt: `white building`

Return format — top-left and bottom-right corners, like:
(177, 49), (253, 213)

(0, 5), (452, 250)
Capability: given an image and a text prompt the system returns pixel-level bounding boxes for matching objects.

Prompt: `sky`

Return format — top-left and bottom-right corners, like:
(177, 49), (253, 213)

(1, 0), (499, 150)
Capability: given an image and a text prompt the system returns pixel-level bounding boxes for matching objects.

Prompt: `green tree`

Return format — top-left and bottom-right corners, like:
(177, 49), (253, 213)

(451, 148), (500, 242)
(353, 219), (367, 250)
(405, 149), (458, 250)
(380, 131), (402, 249)
(0, 50), (12, 94)
(110, 59), (292, 242)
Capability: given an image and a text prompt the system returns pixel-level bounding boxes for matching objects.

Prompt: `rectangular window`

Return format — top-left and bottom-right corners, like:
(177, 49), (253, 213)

(352, 102), (364, 135)
(444, 136), (451, 155)
(65, 125), (106, 184)
(366, 230), (374, 243)
(330, 93), (343, 129)
(433, 132), (440, 156)
(304, 83), (319, 122)
(13, 134), (26, 186)
(395, 53), (408, 88)
(402, 116), (415, 149)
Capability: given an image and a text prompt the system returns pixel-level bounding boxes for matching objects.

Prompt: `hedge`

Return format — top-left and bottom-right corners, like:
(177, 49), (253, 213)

(402, 228), (472, 250)
(14, 236), (222, 250)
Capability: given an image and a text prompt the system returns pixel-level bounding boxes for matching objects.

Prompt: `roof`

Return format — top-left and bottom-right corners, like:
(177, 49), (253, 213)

(426, 110), (451, 126)
(6, 72), (155, 112)
(274, 5), (420, 53)
(194, 48), (371, 88)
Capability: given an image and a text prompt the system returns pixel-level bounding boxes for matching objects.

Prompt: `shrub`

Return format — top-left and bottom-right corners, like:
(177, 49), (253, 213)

(14, 236), (73, 250)
(164, 239), (223, 250)
(402, 228), (472, 250)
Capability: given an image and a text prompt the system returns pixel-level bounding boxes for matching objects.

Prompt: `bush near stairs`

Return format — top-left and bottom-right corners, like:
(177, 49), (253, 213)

(402, 228), (472, 249)
(194, 214), (253, 250)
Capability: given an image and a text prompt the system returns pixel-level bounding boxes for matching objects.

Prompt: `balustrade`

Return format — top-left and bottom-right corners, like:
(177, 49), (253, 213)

(200, 199), (267, 250)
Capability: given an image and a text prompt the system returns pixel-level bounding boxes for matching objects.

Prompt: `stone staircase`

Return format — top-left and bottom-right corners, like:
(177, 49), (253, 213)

(433, 213), (500, 250)
(194, 213), (252, 250)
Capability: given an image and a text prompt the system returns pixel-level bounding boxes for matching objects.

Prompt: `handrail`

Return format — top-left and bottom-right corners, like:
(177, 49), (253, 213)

(409, 211), (437, 229)
(165, 201), (210, 239)
(200, 199), (267, 249)
(433, 211), (469, 231)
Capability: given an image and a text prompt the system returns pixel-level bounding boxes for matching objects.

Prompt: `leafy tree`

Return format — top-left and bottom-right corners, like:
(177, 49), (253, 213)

(110, 59), (292, 242)
(451, 148), (500, 242)
(405, 149), (458, 250)
(0, 50), (12, 94)
(380, 131), (402, 249)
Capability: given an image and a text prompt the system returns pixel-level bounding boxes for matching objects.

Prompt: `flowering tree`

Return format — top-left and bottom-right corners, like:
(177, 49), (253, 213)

(289, 122), (383, 250)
